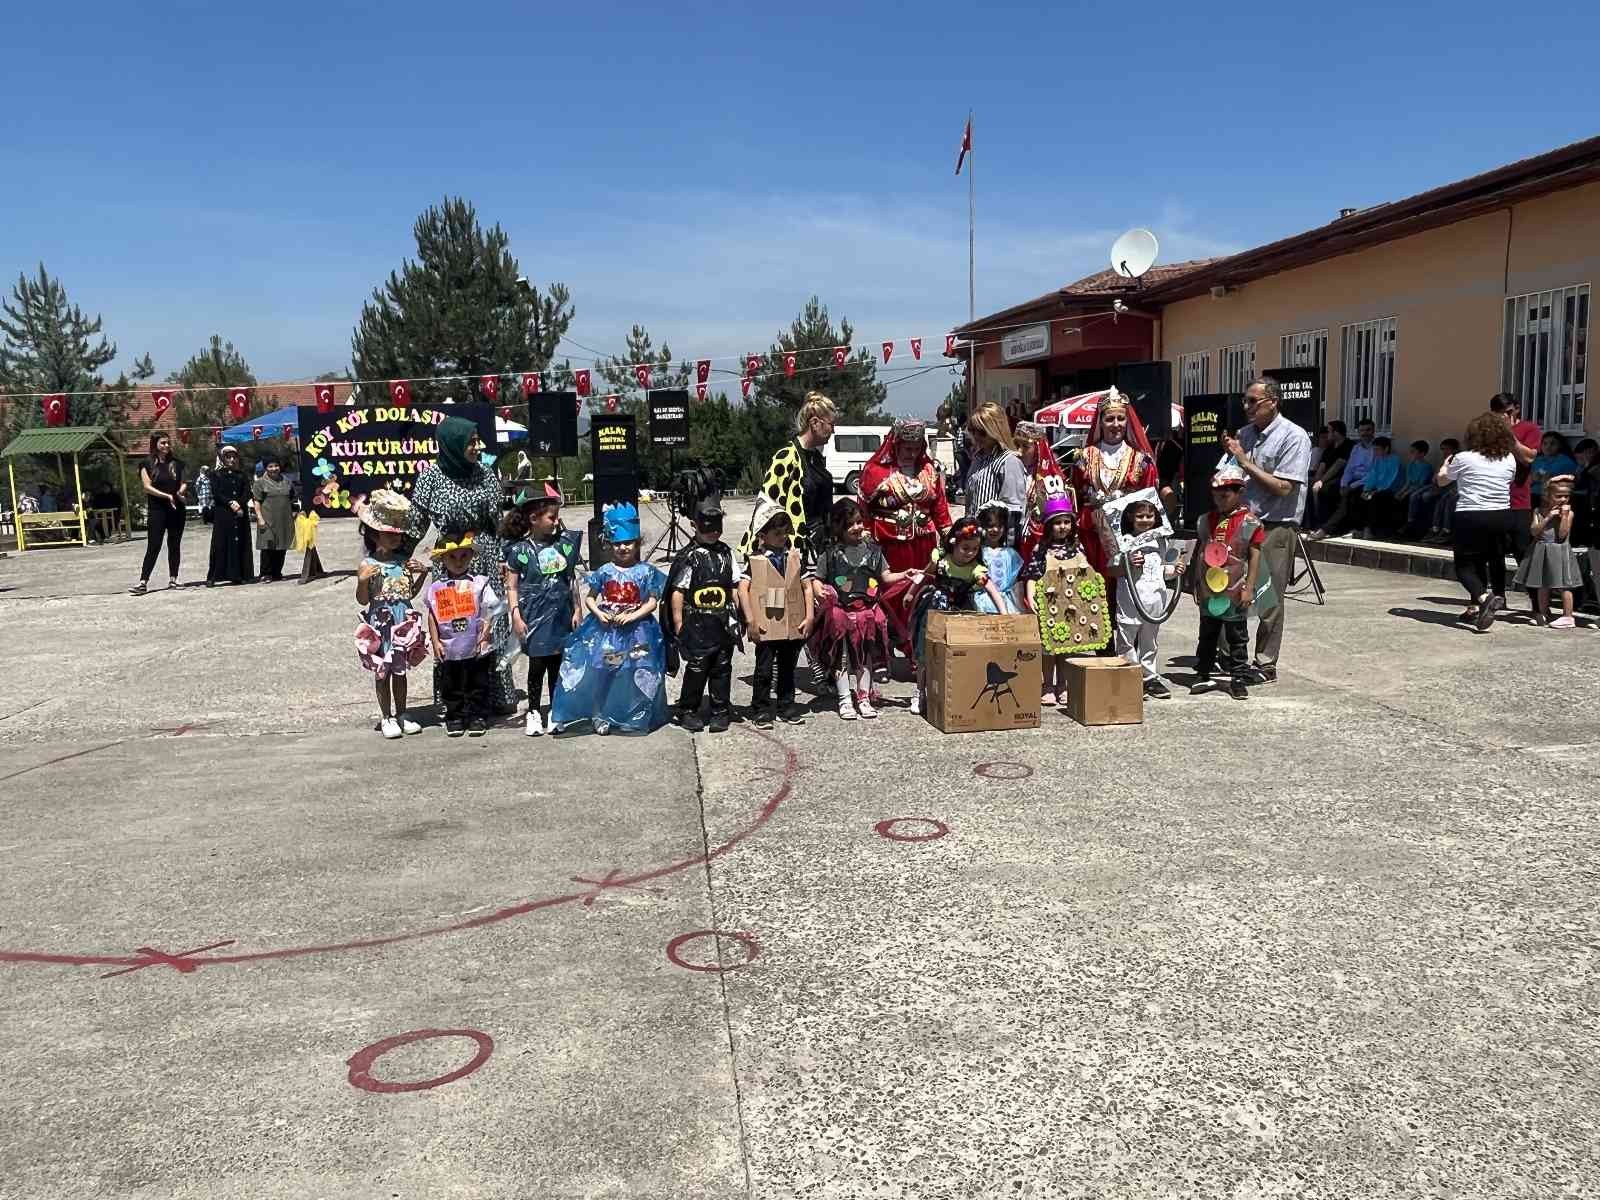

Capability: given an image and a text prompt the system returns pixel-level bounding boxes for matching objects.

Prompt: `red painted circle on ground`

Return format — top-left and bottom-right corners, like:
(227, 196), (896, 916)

(973, 760), (1033, 781)
(874, 817), (950, 843)
(346, 1028), (494, 1094)
(665, 930), (760, 973)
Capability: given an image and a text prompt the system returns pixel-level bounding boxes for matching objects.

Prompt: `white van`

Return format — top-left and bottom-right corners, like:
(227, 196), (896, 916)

(825, 425), (890, 494)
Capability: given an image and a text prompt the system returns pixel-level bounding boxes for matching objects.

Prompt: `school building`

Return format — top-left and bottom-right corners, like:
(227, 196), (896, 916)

(957, 134), (1598, 444)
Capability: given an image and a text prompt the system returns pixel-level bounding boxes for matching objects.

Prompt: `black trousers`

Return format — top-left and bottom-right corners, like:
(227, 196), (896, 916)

(438, 654), (493, 724)
(1453, 508), (1517, 600)
(525, 653), (563, 708)
(678, 645), (734, 716)
(140, 500), (185, 582)
(1504, 508), (1533, 564)
(753, 640), (802, 707)
(1195, 615), (1248, 680)
(259, 548), (287, 579)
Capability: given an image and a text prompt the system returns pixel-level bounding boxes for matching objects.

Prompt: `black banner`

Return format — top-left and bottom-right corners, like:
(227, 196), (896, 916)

(648, 389), (690, 448)
(1262, 366), (1322, 433)
(527, 391), (579, 457)
(295, 402), (497, 516)
(1180, 393), (1244, 533)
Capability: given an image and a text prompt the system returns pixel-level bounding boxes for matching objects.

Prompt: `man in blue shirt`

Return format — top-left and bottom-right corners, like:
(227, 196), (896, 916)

(1309, 419), (1376, 538)
(1359, 436), (1401, 537)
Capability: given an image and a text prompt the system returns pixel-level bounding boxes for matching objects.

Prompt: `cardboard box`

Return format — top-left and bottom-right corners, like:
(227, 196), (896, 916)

(924, 612), (1042, 733)
(746, 552), (807, 641)
(1063, 657), (1144, 727)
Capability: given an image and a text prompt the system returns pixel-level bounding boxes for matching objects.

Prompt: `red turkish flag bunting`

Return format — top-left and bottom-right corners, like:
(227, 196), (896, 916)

(152, 389), (173, 419)
(228, 387), (251, 420)
(479, 374), (499, 400)
(945, 333), (958, 356)
(881, 341), (895, 364)
(498, 406), (512, 421)
(740, 377), (752, 400)
(605, 395), (620, 413)
(521, 372), (541, 398)
(43, 393), (67, 426)
(910, 337), (923, 361)
(314, 383), (335, 413)
(575, 369), (592, 397)
(783, 352), (797, 377)
(745, 354), (763, 378)
(211, 426), (223, 446)
(695, 383), (708, 402)
(634, 363), (652, 391)
(832, 346), (848, 369)
(695, 359), (711, 384)
(250, 424), (264, 440)
(178, 428), (191, 446)
(281, 421), (295, 440)
(389, 380), (411, 406)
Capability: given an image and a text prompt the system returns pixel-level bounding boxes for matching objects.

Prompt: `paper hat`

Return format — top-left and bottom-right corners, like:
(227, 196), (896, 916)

(513, 480), (563, 508)
(431, 529), (477, 558)
(355, 488), (412, 534)
(748, 495), (791, 538)
(1211, 463), (1249, 488)
(1042, 493), (1076, 520)
(603, 502), (641, 542)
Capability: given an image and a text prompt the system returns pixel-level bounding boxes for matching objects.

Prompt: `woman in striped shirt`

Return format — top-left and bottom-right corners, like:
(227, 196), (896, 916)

(961, 402), (1028, 544)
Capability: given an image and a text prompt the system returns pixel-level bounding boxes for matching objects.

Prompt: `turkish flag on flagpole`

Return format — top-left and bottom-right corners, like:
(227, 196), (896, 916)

(42, 394), (68, 426)
(521, 372), (541, 398)
(479, 374), (499, 400)
(228, 387), (251, 420)
(695, 359), (711, 385)
(314, 384), (335, 413)
(151, 389), (173, 419)
(881, 341), (895, 364)
(389, 380), (411, 406)
(575, 369), (592, 397)
(956, 114), (972, 175)
(634, 363), (652, 391)
(783, 352), (796, 377)
(910, 338), (923, 361)
(832, 346), (848, 369)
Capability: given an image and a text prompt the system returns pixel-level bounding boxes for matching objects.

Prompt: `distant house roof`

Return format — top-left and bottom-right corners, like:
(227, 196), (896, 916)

(954, 260), (1219, 335)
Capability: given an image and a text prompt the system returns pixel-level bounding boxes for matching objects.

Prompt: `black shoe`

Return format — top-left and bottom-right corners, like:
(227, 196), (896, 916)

(1253, 664), (1277, 684)
(467, 719), (488, 737)
(749, 704), (774, 729)
(708, 711), (731, 733)
(1236, 665), (1268, 686)
(778, 703), (807, 724)
(1229, 680), (1249, 700)
(1474, 593), (1503, 632)
(1144, 679), (1172, 700)
(677, 710), (705, 732)
(446, 720), (467, 737)
(1189, 676), (1219, 695)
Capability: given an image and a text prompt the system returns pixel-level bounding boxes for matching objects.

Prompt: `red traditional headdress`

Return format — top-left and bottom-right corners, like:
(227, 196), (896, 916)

(1085, 388), (1156, 459)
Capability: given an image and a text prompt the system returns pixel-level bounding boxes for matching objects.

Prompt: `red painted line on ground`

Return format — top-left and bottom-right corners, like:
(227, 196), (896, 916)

(665, 930), (761, 973)
(874, 817), (950, 843)
(973, 760), (1033, 781)
(346, 1028), (493, 1094)
(100, 939), (237, 978)
(571, 867), (665, 907)
(2, 729), (798, 974)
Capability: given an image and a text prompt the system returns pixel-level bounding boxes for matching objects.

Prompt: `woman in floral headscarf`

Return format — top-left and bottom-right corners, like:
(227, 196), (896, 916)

(1068, 389), (1159, 577)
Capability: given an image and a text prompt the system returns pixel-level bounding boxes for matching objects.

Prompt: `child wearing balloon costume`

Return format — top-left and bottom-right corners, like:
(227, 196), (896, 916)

(1021, 492), (1112, 707)
(1189, 464), (1269, 700)
(501, 481), (584, 737)
(549, 503), (670, 735)
(908, 516), (1007, 716)
(974, 500), (1023, 613)
(738, 498), (815, 728)
(811, 496), (912, 720)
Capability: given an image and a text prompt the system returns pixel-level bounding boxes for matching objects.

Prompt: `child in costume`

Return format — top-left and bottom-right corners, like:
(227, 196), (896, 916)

(812, 496), (911, 720)
(1109, 496), (1186, 700)
(1189, 465), (1268, 700)
(666, 494), (740, 733)
(550, 503), (670, 733)
(501, 481), (584, 737)
(974, 501), (1023, 613)
(1022, 492), (1111, 707)
(909, 516), (1007, 716)
(1513, 475), (1581, 628)
(738, 498), (814, 727)
(354, 489), (431, 739)
(422, 529), (502, 736)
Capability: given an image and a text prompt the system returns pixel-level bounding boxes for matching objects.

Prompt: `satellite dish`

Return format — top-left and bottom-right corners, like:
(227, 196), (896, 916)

(1110, 228), (1159, 279)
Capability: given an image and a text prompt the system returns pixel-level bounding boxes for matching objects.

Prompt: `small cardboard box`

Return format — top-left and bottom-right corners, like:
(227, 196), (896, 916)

(924, 612), (1042, 734)
(1063, 657), (1144, 727)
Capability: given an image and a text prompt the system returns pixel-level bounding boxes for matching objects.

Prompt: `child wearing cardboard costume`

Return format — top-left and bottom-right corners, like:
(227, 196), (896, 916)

(354, 489), (432, 739)
(422, 529), (504, 736)
(1022, 492), (1112, 706)
(1109, 496), (1186, 700)
(550, 503), (670, 734)
(666, 494), (740, 733)
(812, 496), (912, 720)
(501, 481), (584, 737)
(1189, 464), (1268, 701)
(738, 498), (815, 727)
(908, 516), (1007, 716)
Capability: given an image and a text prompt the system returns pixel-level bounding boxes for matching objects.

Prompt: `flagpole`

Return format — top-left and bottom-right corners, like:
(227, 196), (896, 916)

(966, 110), (975, 421)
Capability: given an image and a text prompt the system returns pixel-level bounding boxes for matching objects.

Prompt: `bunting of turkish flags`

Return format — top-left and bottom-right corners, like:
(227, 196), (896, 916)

(832, 346), (848, 369)
(604, 395), (620, 413)
(178, 429), (191, 446)
(740, 377), (752, 399)
(389, 380), (411, 406)
(211, 426), (223, 446)
(43, 394), (68, 426)
(479, 374), (499, 400)
(498, 406), (512, 421)
(634, 364), (652, 391)
(575, 369), (591, 397)
(910, 338), (923, 361)
(521, 372), (541, 398)
(251, 425), (264, 440)
(783, 352), (797, 377)
(314, 383), (335, 413)
(945, 334), (958, 356)
(881, 341), (895, 364)
(281, 421), (295, 439)
(152, 389), (173, 419)
(228, 387), (251, 420)
(695, 359), (711, 384)
(745, 354), (763, 378)
(695, 383), (708, 402)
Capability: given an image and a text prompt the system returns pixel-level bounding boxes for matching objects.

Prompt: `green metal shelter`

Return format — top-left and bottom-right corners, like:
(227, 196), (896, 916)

(2, 426), (132, 551)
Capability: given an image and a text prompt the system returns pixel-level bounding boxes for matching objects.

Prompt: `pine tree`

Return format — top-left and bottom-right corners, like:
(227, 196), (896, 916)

(167, 336), (263, 472)
(593, 325), (691, 487)
(351, 197), (574, 404)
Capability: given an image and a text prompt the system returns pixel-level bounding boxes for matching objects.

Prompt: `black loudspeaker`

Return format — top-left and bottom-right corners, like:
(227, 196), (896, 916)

(527, 391), (579, 457)
(1262, 366), (1322, 433)
(1114, 360), (1172, 441)
(589, 415), (639, 568)
(1180, 393), (1247, 534)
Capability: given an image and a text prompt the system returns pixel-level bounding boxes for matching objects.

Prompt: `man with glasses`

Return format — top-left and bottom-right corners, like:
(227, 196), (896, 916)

(1223, 377), (1312, 683)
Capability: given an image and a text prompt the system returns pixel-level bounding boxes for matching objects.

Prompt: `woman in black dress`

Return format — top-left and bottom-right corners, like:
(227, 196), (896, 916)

(207, 445), (255, 586)
(131, 432), (188, 594)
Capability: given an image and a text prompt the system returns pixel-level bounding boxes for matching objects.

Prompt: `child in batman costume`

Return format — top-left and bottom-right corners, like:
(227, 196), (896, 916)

(665, 494), (741, 733)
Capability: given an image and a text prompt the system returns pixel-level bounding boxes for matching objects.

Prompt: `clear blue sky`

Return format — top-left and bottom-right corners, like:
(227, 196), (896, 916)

(3, 1), (1596, 417)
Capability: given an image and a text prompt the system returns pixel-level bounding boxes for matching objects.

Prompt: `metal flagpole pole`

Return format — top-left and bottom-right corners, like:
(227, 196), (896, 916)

(967, 110), (975, 420)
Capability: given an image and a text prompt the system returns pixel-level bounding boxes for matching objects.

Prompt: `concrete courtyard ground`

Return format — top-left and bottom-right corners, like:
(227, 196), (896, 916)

(1, 501), (1596, 1199)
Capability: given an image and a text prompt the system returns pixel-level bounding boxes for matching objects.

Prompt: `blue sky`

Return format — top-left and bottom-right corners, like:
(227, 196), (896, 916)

(3, 1), (1597, 417)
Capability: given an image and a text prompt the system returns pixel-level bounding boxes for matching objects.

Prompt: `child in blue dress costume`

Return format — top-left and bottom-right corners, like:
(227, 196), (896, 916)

(502, 482), (584, 737)
(974, 501), (1023, 613)
(550, 503), (670, 735)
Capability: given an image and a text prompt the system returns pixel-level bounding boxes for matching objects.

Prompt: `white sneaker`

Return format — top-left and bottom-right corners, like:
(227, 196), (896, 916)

(909, 694), (923, 715)
(525, 710), (545, 737)
(398, 716), (422, 735)
(855, 691), (878, 719)
(837, 697), (858, 721)
(380, 718), (402, 740)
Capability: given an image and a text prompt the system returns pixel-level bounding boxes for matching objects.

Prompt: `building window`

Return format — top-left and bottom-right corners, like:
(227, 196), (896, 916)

(1279, 329), (1329, 422)
(1219, 342), (1256, 395)
(1178, 351), (1210, 401)
(1502, 285), (1589, 433)
(1339, 317), (1397, 432)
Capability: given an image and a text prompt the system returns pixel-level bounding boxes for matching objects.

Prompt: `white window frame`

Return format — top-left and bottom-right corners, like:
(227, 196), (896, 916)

(1177, 351), (1210, 401)
(1280, 328), (1329, 422)
(1219, 341), (1256, 395)
(1502, 285), (1589, 433)
(1339, 317), (1397, 433)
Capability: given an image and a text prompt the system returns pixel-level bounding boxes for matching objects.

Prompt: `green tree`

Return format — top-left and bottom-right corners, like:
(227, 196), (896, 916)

(166, 336), (274, 473)
(351, 197), (574, 404)
(593, 324), (691, 487)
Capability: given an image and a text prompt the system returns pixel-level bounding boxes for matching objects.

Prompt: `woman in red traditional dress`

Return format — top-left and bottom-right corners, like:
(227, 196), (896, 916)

(858, 418), (950, 648)
(1068, 389), (1159, 577)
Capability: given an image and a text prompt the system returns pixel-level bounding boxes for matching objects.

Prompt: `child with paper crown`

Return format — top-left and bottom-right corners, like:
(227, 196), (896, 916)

(353, 489), (432, 740)
(548, 503), (670, 735)
(501, 480), (584, 737)
(422, 528), (506, 736)
(1189, 464), (1269, 700)
(738, 497), (815, 727)
(1021, 491), (1111, 707)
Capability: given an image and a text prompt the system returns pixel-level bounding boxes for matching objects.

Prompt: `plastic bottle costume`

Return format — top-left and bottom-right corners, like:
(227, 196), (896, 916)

(1022, 492), (1111, 655)
(550, 504), (669, 734)
(353, 490), (429, 678)
(1068, 390), (1160, 578)
(909, 517), (992, 663)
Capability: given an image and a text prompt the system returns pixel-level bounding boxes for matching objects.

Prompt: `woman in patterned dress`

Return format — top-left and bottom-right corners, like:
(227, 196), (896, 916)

(1068, 390), (1159, 578)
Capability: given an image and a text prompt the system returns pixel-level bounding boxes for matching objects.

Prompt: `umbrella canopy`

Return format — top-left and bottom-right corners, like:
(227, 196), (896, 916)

(1033, 389), (1183, 431)
(220, 411), (299, 444)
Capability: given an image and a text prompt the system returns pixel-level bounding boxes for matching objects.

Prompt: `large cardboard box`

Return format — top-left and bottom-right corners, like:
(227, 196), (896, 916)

(924, 612), (1042, 734)
(1063, 657), (1144, 726)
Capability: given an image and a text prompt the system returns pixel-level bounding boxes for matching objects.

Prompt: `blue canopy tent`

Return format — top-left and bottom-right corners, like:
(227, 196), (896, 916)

(220, 411), (299, 444)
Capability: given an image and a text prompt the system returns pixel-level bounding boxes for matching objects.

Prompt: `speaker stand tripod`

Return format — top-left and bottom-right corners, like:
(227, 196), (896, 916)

(1285, 526), (1327, 604)
(649, 450), (694, 562)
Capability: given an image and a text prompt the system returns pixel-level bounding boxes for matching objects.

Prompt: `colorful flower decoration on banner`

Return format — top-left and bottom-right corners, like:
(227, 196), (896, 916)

(314, 383), (335, 413)
(881, 341), (895, 364)
(783, 352), (796, 377)
(521, 371), (541, 398)
(695, 359), (711, 385)
(695, 383), (708, 402)
(479, 374), (499, 400)
(389, 380), (411, 406)
(228, 388), (250, 420)
(43, 394), (68, 426)
(910, 338), (923, 361)
(832, 346), (848, 369)
(152, 389), (173, 419)
(317, 478), (351, 509)
(740, 377), (752, 399)
(575, 369), (591, 397)
(745, 354), (763, 379)
(312, 457), (336, 481)
(634, 363), (652, 390)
